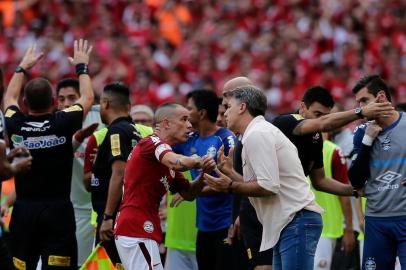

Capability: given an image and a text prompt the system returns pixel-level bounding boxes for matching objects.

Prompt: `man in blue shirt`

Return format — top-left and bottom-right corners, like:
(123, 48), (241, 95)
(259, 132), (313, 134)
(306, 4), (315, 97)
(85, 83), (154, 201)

(349, 75), (404, 270)
(173, 89), (235, 270)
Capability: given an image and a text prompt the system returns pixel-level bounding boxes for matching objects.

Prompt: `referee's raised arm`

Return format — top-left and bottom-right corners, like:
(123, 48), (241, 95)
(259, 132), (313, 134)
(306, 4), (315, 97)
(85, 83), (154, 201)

(3, 44), (44, 110)
(68, 39), (94, 119)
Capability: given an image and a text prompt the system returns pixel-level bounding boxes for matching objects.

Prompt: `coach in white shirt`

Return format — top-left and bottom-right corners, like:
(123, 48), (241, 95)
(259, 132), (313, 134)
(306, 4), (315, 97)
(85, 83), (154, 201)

(204, 85), (323, 270)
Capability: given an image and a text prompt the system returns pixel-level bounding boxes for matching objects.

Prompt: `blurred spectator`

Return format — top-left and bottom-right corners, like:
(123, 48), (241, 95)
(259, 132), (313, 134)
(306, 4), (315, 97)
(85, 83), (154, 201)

(130, 104), (154, 127)
(0, 0), (404, 113)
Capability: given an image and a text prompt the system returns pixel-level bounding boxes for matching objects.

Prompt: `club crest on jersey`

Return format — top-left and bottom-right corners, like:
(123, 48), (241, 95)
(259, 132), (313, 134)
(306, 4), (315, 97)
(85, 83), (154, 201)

(170, 169), (175, 178)
(364, 257), (376, 270)
(143, 221), (154, 233)
(207, 145), (217, 158)
(381, 136), (391, 151)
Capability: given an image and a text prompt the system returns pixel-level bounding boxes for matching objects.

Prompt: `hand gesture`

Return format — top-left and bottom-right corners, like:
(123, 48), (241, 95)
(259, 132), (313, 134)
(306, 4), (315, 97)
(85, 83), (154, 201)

(217, 145), (234, 176)
(99, 219), (113, 241)
(365, 121), (382, 139)
(204, 167), (232, 193)
(201, 155), (216, 174)
(74, 123), (99, 143)
(19, 44), (44, 70)
(68, 39), (93, 65)
(7, 147), (30, 162)
(361, 100), (394, 119)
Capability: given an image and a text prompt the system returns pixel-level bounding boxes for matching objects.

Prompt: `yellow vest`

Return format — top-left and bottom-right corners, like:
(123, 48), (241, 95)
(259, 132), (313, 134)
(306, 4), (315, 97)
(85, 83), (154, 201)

(311, 140), (344, 238)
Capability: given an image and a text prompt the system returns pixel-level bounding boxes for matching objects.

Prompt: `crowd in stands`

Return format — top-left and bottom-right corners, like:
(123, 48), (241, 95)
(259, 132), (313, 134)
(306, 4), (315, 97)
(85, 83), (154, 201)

(0, 0), (405, 114)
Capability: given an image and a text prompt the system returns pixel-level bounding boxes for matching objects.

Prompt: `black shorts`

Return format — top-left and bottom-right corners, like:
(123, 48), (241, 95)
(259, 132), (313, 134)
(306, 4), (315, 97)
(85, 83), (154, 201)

(239, 198), (273, 268)
(10, 200), (77, 270)
(196, 228), (233, 270)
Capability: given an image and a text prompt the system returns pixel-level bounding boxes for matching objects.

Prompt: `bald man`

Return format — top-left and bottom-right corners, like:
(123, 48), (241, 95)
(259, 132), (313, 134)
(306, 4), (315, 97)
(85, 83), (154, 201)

(114, 102), (216, 270)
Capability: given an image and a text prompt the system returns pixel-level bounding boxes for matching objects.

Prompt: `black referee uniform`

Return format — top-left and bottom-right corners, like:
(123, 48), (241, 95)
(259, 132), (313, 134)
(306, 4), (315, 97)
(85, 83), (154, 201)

(5, 104), (84, 270)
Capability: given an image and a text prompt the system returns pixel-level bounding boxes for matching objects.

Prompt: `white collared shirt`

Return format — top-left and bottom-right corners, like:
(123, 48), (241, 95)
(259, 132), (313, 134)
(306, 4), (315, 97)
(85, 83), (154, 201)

(241, 116), (323, 251)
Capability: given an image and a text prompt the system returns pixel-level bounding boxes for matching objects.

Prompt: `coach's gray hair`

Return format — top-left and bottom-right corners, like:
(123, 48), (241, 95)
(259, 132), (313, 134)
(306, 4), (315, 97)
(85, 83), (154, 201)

(227, 86), (267, 117)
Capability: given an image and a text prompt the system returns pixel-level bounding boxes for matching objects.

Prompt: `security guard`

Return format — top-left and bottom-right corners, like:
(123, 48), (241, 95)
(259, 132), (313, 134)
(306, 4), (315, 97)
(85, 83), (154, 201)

(91, 82), (152, 266)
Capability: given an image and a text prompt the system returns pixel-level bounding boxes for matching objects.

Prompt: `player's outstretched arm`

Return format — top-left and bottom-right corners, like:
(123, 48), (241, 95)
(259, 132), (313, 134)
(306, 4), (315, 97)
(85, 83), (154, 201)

(161, 151), (203, 171)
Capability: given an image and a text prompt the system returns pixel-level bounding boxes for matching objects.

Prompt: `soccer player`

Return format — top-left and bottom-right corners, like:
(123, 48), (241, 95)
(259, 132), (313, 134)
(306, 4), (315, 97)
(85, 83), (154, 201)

(91, 82), (151, 266)
(114, 103), (216, 270)
(348, 75), (405, 270)
(130, 104), (154, 127)
(3, 40), (94, 269)
(170, 89), (235, 270)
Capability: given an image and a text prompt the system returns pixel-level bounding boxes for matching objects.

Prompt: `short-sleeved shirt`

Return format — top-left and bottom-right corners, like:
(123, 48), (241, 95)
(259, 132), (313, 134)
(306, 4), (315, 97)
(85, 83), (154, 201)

(114, 135), (190, 243)
(4, 104), (83, 201)
(272, 114), (323, 176)
(91, 117), (142, 213)
(173, 127), (235, 232)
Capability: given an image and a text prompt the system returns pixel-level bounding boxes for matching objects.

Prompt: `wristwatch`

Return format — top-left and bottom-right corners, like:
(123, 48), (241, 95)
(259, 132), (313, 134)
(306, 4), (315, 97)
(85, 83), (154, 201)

(354, 107), (364, 118)
(15, 66), (29, 77)
(103, 213), (114, 221)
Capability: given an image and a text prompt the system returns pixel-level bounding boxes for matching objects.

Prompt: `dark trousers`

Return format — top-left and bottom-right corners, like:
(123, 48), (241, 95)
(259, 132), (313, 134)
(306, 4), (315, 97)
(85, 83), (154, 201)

(196, 228), (233, 270)
(95, 211), (121, 265)
(331, 232), (361, 270)
(0, 234), (13, 270)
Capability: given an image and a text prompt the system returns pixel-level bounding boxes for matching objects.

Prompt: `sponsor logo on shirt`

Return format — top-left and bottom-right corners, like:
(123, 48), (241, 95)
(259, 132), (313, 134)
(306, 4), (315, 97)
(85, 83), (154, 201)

(227, 135), (235, 149)
(12, 135), (66, 149)
(160, 176), (170, 191)
(143, 221), (154, 233)
(91, 174), (99, 187)
(62, 104), (82, 113)
(110, 134), (121, 157)
(376, 171), (401, 191)
(312, 133), (320, 143)
(151, 135), (161, 145)
(21, 120), (51, 132)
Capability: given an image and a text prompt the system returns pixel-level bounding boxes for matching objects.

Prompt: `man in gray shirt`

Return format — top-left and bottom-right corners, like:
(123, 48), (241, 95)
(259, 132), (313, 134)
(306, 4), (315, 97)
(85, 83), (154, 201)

(349, 75), (405, 270)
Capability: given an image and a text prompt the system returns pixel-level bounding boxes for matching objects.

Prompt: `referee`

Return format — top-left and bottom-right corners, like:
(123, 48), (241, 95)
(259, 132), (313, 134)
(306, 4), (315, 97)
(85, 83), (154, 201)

(3, 40), (94, 269)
